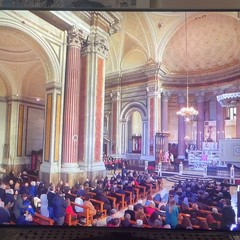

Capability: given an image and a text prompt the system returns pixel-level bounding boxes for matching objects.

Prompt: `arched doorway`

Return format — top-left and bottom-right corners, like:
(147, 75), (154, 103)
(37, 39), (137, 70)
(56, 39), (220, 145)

(120, 102), (148, 157)
(128, 111), (143, 153)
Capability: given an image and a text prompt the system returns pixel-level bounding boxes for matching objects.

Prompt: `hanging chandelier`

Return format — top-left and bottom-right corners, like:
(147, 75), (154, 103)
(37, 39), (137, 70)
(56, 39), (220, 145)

(176, 12), (198, 122)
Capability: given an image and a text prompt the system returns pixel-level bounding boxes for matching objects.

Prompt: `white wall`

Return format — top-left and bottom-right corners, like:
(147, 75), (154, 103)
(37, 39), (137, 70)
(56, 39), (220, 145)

(219, 138), (240, 163)
(0, 102), (7, 165)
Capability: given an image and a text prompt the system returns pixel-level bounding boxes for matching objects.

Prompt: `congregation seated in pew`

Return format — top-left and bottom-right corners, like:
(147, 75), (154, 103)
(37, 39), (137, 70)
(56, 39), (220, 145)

(0, 168), (236, 230)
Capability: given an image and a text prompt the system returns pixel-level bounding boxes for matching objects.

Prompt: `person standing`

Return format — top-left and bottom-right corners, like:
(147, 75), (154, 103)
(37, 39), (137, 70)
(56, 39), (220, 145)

(52, 189), (67, 225)
(47, 185), (55, 219)
(165, 199), (179, 228)
(40, 189), (49, 218)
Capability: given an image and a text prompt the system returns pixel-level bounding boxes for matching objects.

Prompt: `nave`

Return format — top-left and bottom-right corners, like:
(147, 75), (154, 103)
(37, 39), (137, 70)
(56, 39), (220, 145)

(0, 168), (238, 231)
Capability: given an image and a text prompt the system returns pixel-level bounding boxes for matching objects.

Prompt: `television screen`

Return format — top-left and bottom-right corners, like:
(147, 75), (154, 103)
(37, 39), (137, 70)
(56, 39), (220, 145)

(0, 1), (240, 239)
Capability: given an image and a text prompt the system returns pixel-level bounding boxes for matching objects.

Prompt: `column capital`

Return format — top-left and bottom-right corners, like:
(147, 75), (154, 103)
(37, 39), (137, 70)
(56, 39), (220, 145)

(162, 91), (171, 102)
(82, 31), (109, 58)
(110, 90), (121, 101)
(146, 82), (161, 97)
(68, 26), (83, 48)
(177, 93), (186, 104)
(195, 92), (205, 103)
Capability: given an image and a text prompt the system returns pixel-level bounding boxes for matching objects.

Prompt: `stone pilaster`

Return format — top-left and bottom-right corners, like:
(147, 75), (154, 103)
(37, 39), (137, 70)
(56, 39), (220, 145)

(110, 87), (121, 156)
(146, 81), (161, 158)
(40, 82), (62, 185)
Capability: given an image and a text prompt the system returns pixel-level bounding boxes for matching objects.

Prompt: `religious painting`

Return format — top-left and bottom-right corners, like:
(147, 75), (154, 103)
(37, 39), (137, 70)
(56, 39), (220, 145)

(204, 121), (216, 142)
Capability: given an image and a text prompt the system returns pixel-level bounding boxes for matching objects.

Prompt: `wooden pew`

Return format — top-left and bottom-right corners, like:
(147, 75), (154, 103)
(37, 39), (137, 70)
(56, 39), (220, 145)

(135, 185), (147, 199)
(125, 190), (133, 205)
(146, 183), (153, 195)
(71, 202), (93, 226)
(89, 198), (107, 217)
(107, 195), (119, 209)
(115, 193), (127, 210)
(133, 188), (140, 203)
(33, 212), (54, 225)
(64, 212), (79, 226)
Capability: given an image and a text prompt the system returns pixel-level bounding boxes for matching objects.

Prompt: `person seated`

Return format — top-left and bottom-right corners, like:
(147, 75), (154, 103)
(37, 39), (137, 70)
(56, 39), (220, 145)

(134, 204), (148, 225)
(0, 204), (12, 224)
(175, 214), (185, 229)
(124, 205), (135, 221)
(106, 208), (117, 225)
(23, 209), (33, 225)
(65, 198), (77, 221)
(120, 213), (132, 227)
(199, 221), (210, 230)
(206, 214), (219, 230)
(95, 190), (111, 213)
(211, 207), (222, 222)
(74, 193), (84, 213)
(134, 219), (143, 228)
(144, 202), (156, 216)
(107, 217), (120, 227)
(181, 217), (193, 229)
(190, 203), (200, 225)
(29, 181), (37, 197)
(145, 195), (155, 207)
(148, 211), (163, 228)
(83, 195), (97, 217)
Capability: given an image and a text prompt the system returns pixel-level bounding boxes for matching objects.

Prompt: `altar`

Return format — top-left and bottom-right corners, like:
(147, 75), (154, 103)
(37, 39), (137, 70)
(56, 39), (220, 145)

(188, 142), (220, 170)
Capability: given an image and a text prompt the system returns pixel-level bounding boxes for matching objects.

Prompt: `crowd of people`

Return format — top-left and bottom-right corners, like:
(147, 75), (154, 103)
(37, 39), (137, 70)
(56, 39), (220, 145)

(0, 167), (238, 232)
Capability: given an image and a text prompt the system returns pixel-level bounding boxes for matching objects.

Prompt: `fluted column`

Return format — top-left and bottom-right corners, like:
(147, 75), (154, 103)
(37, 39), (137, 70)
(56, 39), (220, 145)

(237, 106), (240, 138)
(177, 94), (186, 160)
(78, 28), (109, 179)
(62, 26), (82, 168)
(196, 93), (205, 150)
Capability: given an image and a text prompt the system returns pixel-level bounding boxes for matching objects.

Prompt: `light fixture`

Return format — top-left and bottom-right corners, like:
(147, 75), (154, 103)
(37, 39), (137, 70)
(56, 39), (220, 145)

(176, 13), (198, 121)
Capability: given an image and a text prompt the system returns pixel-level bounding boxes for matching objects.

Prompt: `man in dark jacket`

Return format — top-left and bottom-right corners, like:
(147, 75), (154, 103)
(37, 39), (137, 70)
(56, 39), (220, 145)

(52, 190), (67, 225)
(47, 186), (56, 219)
(221, 201), (236, 230)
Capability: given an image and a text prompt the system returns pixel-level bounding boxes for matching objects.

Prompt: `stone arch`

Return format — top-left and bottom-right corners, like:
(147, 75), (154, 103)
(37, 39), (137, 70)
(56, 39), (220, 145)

(120, 101), (148, 155)
(0, 64), (16, 96)
(0, 19), (61, 83)
(120, 101), (147, 121)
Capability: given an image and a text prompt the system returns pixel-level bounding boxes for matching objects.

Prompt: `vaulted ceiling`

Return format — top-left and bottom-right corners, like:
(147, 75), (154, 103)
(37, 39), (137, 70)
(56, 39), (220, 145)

(0, 11), (240, 100)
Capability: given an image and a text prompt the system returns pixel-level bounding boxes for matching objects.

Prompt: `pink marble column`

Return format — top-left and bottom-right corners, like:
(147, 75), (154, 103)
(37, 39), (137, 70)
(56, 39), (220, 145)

(196, 94), (204, 150)
(177, 94), (186, 160)
(237, 106), (240, 138)
(204, 100), (210, 121)
(62, 26), (82, 165)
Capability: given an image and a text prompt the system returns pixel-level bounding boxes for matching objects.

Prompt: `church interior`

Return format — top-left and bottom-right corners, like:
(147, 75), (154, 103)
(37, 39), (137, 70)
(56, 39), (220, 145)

(0, 10), (240, 230)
